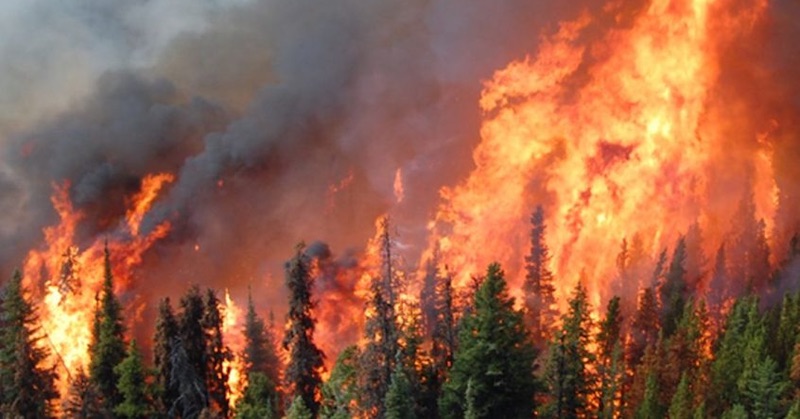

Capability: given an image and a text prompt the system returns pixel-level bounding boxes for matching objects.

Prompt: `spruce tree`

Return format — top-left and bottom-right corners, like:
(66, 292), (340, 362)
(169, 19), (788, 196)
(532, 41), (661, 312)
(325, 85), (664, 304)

(320, 346), (359, 419)
(544, 283), (596, 418)
(235, 372), (278, 419)
(597, 296), (623, 418)
(178, 285), (208, 404)
(636, 373), (661, 419)
(360, 218), (401, 418)
(242, 289), (280, 387)
(524, 205), (557, 346)
(668, 373), (692, 419)
(283, 243), (325, 417)
(89, 243), (127, 412)
(62, 367), (103, 418)
(0, 270), (58, 417)
(115, 339), (150, 418)
(439, 263), (537, 419)
(385, 361), (416, 419)
(661, 236), (688, 337)
(203, 288), (230, 416)
(169, 337), (207, 418)
(286, 395), (313, 419)
(153, 297), (179, 413)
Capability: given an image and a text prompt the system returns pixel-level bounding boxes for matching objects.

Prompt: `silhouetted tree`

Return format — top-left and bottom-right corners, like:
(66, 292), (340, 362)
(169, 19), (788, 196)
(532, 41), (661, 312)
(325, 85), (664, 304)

(89, 243), (127, 413)
(0, 270), (58, 417)
(203, 288), (230, 417)
(524, 205), (558, 346)
(153, 297), (179, 413)
(283, 243), (325, 417)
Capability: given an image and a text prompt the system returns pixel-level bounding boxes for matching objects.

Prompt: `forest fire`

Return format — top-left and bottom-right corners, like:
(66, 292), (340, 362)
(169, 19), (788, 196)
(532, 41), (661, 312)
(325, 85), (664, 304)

(1, 0), (799, 417)
(426, 0), (774, 310)
(21, 176), (173, 401)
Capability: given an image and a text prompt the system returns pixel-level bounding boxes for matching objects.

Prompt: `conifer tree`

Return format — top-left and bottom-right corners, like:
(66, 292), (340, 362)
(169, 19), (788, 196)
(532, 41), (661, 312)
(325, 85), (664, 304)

(153, 297), (179, 413)
(286, 395), (313, 419)
(242, 289), (280, 387)
(0, 270), (58, 417)
(430, 271), (456, 383)
(169, 339), (207, 419)
(115, 339), (150, 418)
(597, 296), (623, 418)
(661, 236), (688, 337)
(62, 367), (103, 418)
(420, 250), (439, 338)
(283, 243), (325, 417)
(385, 361), (416, 419)
(524, 205), (557, 346)
(668, 373), (692, 419)
(203, 288), (230, 416)
(360, 218), (401, 418)
(235, 372), (278, 419)
(178, 285), (208, 403)
(544, 283), (596, 418)
(708, 244), (729, 313)
(439, 263), (537, 419)
(89, 243), (127, 412)
(320, 346), (359, 419)
(629, 286), (659, 366)
(636, 373), (661, 419)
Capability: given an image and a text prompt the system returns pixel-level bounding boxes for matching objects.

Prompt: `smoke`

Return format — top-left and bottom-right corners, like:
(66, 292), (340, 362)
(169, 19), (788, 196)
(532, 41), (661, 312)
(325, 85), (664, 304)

(0, 0), (584, 302)
(3, 0), (800, 349)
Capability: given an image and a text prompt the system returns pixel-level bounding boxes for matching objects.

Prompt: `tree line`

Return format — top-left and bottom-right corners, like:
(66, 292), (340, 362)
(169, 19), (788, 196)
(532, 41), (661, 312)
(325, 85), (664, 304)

(3, 194), (800, 418)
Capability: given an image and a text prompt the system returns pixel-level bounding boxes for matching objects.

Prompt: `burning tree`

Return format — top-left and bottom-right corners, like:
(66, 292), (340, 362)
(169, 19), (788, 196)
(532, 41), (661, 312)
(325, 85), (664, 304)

(283, 243), (325, 417)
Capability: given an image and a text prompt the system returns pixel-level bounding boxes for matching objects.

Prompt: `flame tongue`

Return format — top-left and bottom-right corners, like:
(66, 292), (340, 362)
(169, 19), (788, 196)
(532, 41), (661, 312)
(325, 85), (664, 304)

(22, 174), (174, 401)
(428, 0), (771, 308)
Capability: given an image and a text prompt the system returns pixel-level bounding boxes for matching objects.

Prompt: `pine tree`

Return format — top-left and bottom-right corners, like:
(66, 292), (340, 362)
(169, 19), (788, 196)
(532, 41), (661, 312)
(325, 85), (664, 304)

(168, 285), (212, 418)
(661, 236), (688, 337)
(283, 243), (325, 417)
(235, 372), (278, 419)
(708, 244), (729, 314)
(360, 218), (401, 418)
(0, 270), (58, 417)
(524, 205), (558, 346)
(153, 297), (179, 413)
(439, 263), (537, 419)
(89, 243), (127, 412)
(115, 339), (150, 418)
(385, 361), (416, 419)
(320, 346), (359, 419)
(708, 297), (758, 416)
(169, 337), (207, 418)
(636, 373), (661, 419)
(738, 356), (787, 418)
(629, 286), (659, 365)
(420, 250), (439, 338)
(285, 395), (313, 419)
(684, 221), (707, 294)
(430, 271), (456, 381)
(203, 288), (230, 416)
(242, 289), (280, 387)
(62, 367), (103, 418)
(544, 283), (596, 418)
(597, 296), (623, 418)
(668, 373), (692, 419)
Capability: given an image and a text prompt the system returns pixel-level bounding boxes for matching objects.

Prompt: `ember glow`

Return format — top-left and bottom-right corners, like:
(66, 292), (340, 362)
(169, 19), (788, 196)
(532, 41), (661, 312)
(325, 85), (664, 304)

(1, 0), (798, 412)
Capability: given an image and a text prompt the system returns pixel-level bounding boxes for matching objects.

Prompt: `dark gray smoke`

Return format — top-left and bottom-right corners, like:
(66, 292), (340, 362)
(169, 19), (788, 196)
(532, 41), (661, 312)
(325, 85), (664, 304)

(0, 0), (586, 300)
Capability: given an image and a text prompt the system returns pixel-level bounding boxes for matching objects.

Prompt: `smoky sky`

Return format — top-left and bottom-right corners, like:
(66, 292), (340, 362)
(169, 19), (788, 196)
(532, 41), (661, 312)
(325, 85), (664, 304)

(0, 0), (591, 305)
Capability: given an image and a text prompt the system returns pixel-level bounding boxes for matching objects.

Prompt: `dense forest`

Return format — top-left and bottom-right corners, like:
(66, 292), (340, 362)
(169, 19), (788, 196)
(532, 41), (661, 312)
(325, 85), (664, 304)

(2, 196), (800, 419)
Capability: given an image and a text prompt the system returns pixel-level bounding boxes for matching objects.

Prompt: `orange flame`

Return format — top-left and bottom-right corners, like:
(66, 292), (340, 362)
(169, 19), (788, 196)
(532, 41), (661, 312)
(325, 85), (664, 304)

(426, 0), (771, 311)
(22, 174), (173, 401)
(222, 289), (247, 409)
